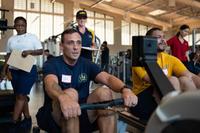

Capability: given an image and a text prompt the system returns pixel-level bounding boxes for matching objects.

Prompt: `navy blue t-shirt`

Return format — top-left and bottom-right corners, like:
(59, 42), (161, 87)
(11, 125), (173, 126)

(43, 56), (101, 100)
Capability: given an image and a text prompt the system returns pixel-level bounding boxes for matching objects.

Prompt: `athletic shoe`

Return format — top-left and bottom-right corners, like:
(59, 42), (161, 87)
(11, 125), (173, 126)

(19, 117), (32, 131)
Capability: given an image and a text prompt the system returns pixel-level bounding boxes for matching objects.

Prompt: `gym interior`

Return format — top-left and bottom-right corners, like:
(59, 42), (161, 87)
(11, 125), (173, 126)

(0, 0), (200, 133)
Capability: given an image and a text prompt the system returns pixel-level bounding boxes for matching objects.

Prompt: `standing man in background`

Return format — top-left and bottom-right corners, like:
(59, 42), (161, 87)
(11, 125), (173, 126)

(1, 16), (43, 132)
(44, 49), (55, 60)
(76, 10), (95, 61)
(101, 41), (109, 72)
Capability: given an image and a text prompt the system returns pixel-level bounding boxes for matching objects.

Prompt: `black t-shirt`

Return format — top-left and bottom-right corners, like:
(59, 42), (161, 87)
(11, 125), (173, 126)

(101, 47), (109, 64)
(47, 54), (55, 60)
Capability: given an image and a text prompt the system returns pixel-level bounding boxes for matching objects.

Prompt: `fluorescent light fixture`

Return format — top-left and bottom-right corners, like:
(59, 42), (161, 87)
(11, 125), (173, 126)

(0, 52), (6, 55)
(149, 9), (166, 16)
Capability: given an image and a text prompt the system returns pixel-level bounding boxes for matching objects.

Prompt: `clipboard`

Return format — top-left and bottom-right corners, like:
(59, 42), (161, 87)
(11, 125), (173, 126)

(82, 46), (100, 51)
(7, 50), (35, 72)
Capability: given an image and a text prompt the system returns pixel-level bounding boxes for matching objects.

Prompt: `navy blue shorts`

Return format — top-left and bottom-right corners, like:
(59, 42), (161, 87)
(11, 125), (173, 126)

(79, 98), (97, 133)
(37, 98), (97, 133)
(10, 65), (37, 95)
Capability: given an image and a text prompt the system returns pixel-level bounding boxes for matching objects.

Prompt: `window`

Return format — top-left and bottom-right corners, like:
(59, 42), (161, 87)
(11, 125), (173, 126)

(130, 23), (139, 44)
(131, 23), (139, 36)
(105, 20), (114, 44)
(86, 18), (94, 31)
(54, 15), (64, 35)
(87, 10), (94, 18)
(27, 0), (40, 11)
(121, 21), (149, 45)
(14, 0), (64, 41)
(14, 0), (26, 10)
(185, 34), (193, 46)
(139, 24), (148, 35)
(95, 13), (104, 18)
(196, 33), (200, 46)
(41, 14), (53, 41)
(121, 21), (130, 45)
(27, 12), (40, 36)
(95, 19), (104, 43)
(41, 0), (53, 13)
(54, 2), (64, 14)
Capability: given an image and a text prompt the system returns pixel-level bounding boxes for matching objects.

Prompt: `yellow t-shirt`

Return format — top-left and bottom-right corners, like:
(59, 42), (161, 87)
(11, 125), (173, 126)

(132, 52), (187, 95)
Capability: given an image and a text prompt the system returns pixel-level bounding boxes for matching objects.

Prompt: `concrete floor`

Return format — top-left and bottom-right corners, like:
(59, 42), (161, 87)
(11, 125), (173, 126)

(29, 83), (45, 133)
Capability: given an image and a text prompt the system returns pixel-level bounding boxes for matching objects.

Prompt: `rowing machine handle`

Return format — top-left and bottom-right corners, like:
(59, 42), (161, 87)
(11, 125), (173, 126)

(80, 98), (124, 110)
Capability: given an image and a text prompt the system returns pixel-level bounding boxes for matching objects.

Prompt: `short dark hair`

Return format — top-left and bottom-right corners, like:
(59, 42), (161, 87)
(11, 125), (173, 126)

(146, 27), (162, 36)
(44, 49), (49, 52)
(103, 41), (107, 45)
(14, 16), (27, 24)
(61, 28), (79, 43)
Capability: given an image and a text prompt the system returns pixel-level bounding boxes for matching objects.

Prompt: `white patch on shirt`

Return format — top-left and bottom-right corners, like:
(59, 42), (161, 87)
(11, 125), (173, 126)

(62, 75), (71, 83)
(162, 68), (168, 75)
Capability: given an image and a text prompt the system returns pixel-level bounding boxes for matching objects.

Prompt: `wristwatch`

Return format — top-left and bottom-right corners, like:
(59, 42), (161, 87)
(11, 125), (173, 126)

(120, 85), (128, 93)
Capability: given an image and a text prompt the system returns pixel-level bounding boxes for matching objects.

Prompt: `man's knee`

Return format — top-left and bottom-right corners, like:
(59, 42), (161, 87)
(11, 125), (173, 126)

(87, 86), (114, 122)
(51, 100), (79, 129)
(51, 100), (62, 126)
(94, 86), (113, 101)
(179, 76), (197, 91)
(169, 76), (180, 91)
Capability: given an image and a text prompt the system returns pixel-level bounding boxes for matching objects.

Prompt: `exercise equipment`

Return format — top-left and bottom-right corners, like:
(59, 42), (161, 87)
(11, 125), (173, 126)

(0, 90), (15, 118)
(34, 98), (132, 133)
(132, 36), (174, 98)
(132, 36), (200, 133)
(0, 8), (14, 31)
(81, 98), (146, 132)
(0, 79), (15, 120)
(80, 98), (123, 110)
(0, 88), (15, 132)
(117, 49), (132, 85)
(80, 98), (146, 133)
(145, 90), (200, 133)
(35, 35), (200, 133)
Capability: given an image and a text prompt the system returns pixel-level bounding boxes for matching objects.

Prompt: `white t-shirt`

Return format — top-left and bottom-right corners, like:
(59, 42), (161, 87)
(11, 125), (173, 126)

(6, 33), (42, 68)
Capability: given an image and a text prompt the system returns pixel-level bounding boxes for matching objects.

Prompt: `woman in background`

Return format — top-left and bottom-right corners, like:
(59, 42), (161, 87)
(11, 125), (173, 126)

(167, 24), (190, 68)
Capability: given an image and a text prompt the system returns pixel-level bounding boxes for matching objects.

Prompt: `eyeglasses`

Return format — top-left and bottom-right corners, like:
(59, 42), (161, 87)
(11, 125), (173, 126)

(64, 40), (82, 45)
